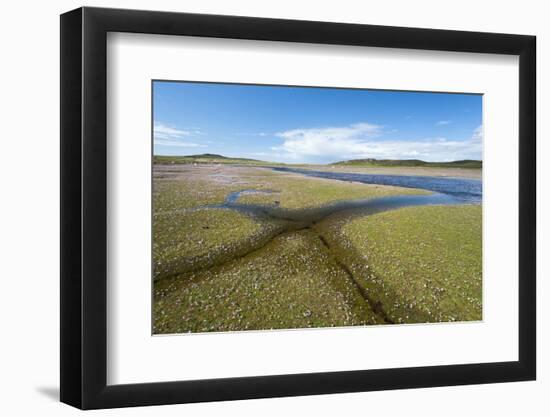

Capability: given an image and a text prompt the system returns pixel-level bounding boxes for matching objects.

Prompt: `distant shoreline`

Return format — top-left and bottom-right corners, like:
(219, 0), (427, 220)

(153, 154), (482, 169)
(153, 156), (482, 180)
(282, 164), (482, 180)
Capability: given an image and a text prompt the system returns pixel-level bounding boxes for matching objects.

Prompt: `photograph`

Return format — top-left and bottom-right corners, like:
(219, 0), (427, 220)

(152, 81), (483, 334)
(52, 3), (539, 412)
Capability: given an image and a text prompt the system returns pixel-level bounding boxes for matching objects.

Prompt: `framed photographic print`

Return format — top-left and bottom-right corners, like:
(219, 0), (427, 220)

(60, 7), (536, 409)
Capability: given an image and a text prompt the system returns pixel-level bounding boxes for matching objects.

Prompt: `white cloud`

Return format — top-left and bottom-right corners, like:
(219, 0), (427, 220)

(273, 122), (482, 162)
(154, 139), (206, 148)
(277, 122), (382, 141)
(273, 122), (382, 156)
(154, 122), (192, 139)
(154, 122), (206, 148)
(436, 120), (452, 126)
(471, 125), (483, 142)
(239, 132), (270, 137)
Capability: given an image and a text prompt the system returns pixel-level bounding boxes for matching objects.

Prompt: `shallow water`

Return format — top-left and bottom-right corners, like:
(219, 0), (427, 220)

(204, 166), (482, 226)
(270, 167), (482, 203)
(225, 189), (277, 204)
(219, 189), (466, 225)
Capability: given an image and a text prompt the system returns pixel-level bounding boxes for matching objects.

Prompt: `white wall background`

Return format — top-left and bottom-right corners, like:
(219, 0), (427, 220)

(0, 0), (545, 415)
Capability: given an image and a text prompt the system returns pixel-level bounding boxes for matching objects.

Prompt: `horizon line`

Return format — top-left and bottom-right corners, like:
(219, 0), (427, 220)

(153, 153), (483, 165)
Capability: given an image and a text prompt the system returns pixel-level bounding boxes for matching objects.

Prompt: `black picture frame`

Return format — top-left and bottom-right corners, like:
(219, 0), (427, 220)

(60, 6), (536, 410)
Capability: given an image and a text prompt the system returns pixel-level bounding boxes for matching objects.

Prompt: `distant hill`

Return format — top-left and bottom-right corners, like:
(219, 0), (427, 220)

(154, 154), (482, 169)
(153, 154), (272, 166)
(188, 153), (226, 159)
(332, 158), (482, 169)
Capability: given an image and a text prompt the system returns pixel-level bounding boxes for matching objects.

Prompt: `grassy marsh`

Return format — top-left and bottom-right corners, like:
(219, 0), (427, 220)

(153, 164), (482, 333)
(336, 205), (482, 323)
(154, 229), (383, 334)
(235, 173), (429, 209)
(153, 207), (285, 280)
(153, 164), (428, 280)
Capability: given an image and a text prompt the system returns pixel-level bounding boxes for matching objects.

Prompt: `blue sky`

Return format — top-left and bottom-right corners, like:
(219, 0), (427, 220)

(153, 81), (482, 164)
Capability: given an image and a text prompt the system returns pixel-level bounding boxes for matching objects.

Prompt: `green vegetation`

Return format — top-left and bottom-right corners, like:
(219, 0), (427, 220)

(154, 154), (482, 171)
(152, 165), (427, 280)
(154, 154), (276, 166)
(153, 165), (282, 210)
(230, 171), (429, 209)
(334, 205), (482, 323)
(154, 230), (382, 334)
(154, 175), (239, 209)
(333, 158), (482, 169)
(153, 207), (284, 280)
(153, 163), (483, 333)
